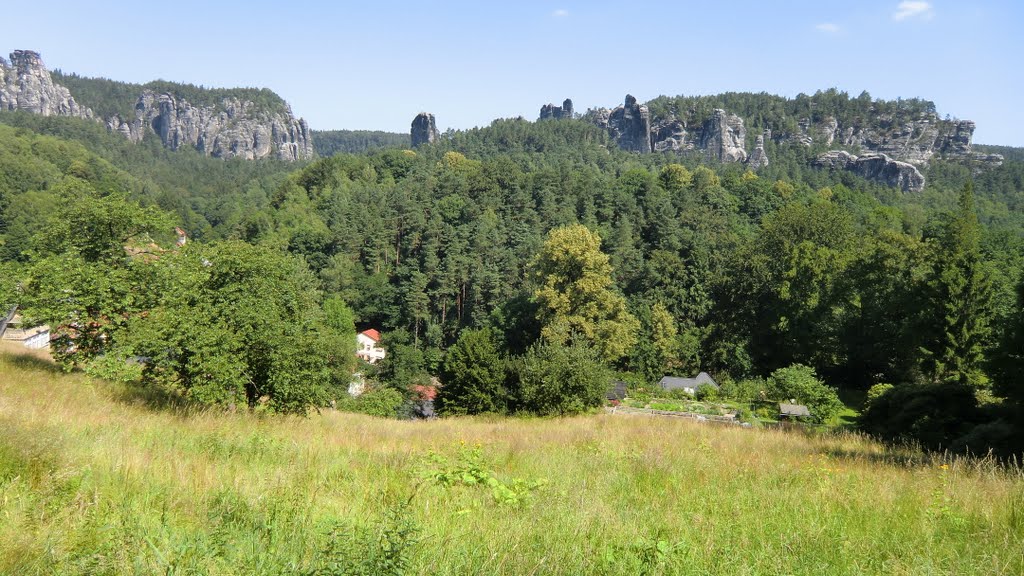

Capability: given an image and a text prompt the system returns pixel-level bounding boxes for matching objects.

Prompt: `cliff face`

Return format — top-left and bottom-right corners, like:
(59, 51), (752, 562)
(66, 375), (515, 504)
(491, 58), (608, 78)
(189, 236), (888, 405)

(789, 114), (996, 168)
(0, 50), (312, 161)
(697, 109), (747, 163)
(813, 150), (925, 193)
(411, 113), (439, 147)
(0, 50), (94, 119)
(591, 95), (652, 153)
(106, 90), (312, 161)
(580, 92), (1002, 191)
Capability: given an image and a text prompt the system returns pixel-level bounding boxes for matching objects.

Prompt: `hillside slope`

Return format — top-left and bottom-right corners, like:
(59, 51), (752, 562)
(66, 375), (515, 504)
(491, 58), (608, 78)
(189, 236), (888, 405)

(1, 347), (1021, 575)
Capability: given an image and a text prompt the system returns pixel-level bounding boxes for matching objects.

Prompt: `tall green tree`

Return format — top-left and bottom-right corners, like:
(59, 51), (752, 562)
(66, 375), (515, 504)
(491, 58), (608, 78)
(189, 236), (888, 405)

(531, 224), (639, 363)
(921, 182), (995, 387)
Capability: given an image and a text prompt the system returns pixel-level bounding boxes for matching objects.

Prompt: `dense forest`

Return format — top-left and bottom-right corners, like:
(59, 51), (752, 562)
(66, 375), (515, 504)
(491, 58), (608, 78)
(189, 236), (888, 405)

(312, 129), (410, 157)
(2, 88), (1023, 457)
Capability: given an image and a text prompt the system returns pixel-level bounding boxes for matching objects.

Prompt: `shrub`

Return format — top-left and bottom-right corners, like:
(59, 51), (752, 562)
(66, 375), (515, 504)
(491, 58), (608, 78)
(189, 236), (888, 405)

(436, 328), (508, 416)
(768, 364), (843, 423)
(512, 341), (612, 416)
(694, 384), (720, 402)
(336, 387), (406, 419)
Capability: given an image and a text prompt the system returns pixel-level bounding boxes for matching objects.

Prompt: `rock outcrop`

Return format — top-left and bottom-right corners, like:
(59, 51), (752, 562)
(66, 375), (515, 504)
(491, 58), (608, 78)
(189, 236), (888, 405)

(698, 109), (747, 163)
(411, 112), (439, 147)
(0, 50), (312, 161)
(747, 134), (769, 169)
(814, 150), (925, 192)
(652, 119), (686, 152)
(105, 90), (312, 161)
(788, 114), (999, 167)
(539, 98), (574, 120)
(591, 95), (652, 153)
(0, 50), (94, 119)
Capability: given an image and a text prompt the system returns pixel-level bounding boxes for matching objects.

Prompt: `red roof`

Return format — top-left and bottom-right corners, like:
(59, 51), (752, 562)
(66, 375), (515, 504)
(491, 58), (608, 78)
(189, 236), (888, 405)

(359, 329), (381, 342)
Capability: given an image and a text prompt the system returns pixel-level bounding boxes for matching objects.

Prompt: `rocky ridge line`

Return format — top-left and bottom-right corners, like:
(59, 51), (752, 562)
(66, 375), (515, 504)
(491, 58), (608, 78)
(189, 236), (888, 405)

(0, 50), (313, 161)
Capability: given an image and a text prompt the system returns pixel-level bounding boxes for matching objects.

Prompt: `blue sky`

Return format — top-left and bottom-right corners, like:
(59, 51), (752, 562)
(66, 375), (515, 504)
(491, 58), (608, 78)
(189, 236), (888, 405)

(6, 1), (1023, 145)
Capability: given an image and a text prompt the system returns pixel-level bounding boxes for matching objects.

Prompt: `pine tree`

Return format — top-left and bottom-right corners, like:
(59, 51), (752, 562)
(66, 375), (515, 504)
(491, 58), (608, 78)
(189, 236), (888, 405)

(921, 182), (994, 386)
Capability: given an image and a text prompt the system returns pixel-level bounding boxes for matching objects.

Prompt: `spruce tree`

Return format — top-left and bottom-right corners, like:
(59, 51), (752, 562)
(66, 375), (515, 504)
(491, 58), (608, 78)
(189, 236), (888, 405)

(921, 182), (994, 386)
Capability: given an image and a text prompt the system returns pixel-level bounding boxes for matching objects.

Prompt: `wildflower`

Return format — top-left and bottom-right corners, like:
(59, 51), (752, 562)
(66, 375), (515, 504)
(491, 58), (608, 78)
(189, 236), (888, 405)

(939, 464), (949, 471)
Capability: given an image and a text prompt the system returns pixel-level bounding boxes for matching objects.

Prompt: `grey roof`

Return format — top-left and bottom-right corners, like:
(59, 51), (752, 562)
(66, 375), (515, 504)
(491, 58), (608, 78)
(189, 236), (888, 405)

(779, 403), (811, 417)
(658, 372), (719, 391)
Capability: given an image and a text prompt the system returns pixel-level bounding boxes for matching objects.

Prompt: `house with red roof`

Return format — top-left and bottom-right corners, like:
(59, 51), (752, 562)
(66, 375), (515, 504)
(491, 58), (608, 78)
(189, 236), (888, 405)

(356, 329), (386, 364)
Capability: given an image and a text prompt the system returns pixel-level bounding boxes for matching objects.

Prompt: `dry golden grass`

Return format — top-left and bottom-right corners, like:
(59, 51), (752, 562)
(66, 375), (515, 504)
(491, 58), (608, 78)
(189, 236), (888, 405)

(1, 346), (1022, 575)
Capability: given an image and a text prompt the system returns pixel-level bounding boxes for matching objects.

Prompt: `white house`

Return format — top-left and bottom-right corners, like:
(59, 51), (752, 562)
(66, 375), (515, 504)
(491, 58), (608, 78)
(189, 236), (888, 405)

(1, 309), (50, 350)
(356, 329), (386, 364)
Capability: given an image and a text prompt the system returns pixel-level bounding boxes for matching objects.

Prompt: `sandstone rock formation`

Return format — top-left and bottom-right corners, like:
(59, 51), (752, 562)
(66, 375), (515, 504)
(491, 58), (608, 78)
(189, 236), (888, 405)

(411, 112), (439, 147)
(591, 95), (652, 153)
(540, 98), (573, 120)
(698, 109), (747, 163)
(787, 113), (999, 167)
(747, 134), (769, 169)
(652, 119), (686, 152)
(1, 50), (313, 161)
(0, 50), (94, 119)
(105, 90), (312, 161)
(814, 150), (925, 192)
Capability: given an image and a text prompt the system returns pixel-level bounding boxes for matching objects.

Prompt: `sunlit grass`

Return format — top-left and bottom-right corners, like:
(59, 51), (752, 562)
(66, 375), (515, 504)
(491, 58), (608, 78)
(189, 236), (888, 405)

(1, 345), (1022, 574)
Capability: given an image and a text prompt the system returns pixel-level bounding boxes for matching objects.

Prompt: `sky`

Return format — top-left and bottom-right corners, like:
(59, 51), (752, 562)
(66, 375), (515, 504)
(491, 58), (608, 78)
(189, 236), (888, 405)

(5, 0), (1023, 145)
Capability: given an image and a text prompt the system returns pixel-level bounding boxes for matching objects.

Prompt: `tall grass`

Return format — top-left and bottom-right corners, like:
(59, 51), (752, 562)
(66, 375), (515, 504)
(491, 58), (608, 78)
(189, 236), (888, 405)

(1, 344), (1022, 575)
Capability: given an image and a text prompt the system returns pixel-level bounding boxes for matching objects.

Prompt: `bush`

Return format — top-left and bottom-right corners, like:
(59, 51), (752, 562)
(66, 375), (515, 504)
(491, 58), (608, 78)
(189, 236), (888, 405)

(336, 387), (406, 419)
(694, 384), (720, 402)
(512, 341), (612, 416)
(858, 382), (981, 451)
(768, 364), (843, 423)
(720, 377), (768, 402)
(436, 328), (508, 416)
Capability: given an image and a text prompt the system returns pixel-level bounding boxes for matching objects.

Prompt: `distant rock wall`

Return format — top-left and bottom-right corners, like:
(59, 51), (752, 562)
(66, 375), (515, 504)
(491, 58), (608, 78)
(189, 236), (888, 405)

(590, 95), (652, 153)
(697, 109), (747, 163)
(411, 112), (439, 147)
(540, 98), (574, 120)
(0, 50), (313, 161)
(0, 50), (94, 119)
(813, 150), (925, 193)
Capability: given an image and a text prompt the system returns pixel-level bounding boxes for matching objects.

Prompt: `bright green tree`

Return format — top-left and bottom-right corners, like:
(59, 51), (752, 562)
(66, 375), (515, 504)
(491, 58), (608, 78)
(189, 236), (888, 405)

(531, 224), (639, 363)
(114, 241), (337, 413)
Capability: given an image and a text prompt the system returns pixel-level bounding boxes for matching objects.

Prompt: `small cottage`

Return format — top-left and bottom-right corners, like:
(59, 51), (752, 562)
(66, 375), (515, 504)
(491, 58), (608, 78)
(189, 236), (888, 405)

(658, 372), (719, 395)
(356, 329), (386, 364)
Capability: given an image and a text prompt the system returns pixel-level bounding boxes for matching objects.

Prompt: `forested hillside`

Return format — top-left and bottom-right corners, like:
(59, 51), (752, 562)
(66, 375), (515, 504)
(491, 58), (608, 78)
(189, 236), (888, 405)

(312, 129), (409, 156)
(2, 92), (1023, 456)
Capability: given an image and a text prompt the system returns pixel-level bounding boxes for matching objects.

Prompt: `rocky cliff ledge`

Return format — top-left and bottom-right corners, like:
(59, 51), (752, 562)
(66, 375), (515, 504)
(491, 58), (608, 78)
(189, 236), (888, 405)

(0, 50), (312, 161)
(813, 150), (925, 193)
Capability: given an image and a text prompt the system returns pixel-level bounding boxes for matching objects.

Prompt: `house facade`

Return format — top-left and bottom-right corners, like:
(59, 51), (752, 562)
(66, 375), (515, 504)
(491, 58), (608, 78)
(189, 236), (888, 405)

(356, 329), (386, 364)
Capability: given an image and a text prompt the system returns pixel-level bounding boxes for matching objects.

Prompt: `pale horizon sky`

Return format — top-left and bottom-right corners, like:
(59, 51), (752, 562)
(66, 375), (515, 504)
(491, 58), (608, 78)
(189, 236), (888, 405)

(5, 0), (1023, 145)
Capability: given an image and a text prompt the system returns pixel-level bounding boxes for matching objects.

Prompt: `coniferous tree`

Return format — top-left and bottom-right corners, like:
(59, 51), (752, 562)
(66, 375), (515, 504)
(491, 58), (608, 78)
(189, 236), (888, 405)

(921, 182), (995, 387)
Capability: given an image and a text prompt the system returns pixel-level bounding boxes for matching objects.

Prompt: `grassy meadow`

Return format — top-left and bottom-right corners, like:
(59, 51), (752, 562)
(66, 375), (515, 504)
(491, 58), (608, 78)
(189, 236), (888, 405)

(1, 343), (1023, 575)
